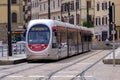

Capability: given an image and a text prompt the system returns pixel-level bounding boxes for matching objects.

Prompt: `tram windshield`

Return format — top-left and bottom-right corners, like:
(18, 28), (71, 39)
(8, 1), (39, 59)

(28, 24), (50, 44)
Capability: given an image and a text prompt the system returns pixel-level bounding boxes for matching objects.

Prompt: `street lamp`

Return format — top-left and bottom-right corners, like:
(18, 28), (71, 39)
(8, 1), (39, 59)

(7, 0), (12, 56)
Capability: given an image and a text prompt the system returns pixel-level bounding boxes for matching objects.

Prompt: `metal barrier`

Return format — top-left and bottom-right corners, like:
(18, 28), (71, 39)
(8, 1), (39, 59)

(0, 43), (26, 57)
(0, 45), (3, 57)
(0, 41), (4, 57)
(12, 42), (26, 55)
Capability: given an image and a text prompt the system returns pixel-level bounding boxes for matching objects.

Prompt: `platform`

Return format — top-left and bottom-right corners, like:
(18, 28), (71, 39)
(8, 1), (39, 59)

(103, 47), (120, 64)
(0, 54), (26, 65)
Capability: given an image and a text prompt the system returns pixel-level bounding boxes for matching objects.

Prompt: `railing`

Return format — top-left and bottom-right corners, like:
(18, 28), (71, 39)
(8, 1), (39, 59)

(0, 43), (26, 57)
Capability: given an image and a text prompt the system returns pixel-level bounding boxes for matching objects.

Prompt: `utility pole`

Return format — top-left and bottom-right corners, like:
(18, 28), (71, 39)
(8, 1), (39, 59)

(86, 1), (89, 27)
(109, 1), (112, 37)
(7, 0), (12, 56)
(60, 2), (63, 21)
(48, 0), (50, 19)
(79, 0), (81, 25)
(76, 0), (78, 25)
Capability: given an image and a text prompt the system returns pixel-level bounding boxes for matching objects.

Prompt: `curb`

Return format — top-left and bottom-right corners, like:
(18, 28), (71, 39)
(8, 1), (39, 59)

(103, 59), (120, 64)
(0, 58), (27, 65)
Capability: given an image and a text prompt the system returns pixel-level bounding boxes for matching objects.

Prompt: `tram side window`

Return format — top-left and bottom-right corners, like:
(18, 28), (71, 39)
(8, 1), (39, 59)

(78, 32), (81, 44)
(61, 30), (67, 47)
(52, 30), (58, 48)
(84, 34), (87, 42)
(88, 35), (92, 42)
(81, 33), (84, 43)
(68, 30), (77, 45)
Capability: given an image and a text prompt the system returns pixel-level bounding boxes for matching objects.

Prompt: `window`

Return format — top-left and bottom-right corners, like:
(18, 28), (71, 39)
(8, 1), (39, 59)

(76, 1), (79, 9)
(12, 12), (17, 23)
(53, 1), (55, 9)
(102, 3), (104, 10)
(87, 1), (91, 8)
(99, 17), (101, 25)
(96, 18), (97, 26)
(102, 2), (107, 10)
(96, 17), (101, 26)
(102, 17), (104, 25)
(44, 4), (45, 11)
(54, 16), (55, 20)
(105, 17), (108, 24)
(97, 3), (100, 11)
(105, 2), (107, 10)
(71, 1), (74, 10)
(58, 0), (60, 7)
(12, 0), (17, 4)
(40, 5), (42, 11)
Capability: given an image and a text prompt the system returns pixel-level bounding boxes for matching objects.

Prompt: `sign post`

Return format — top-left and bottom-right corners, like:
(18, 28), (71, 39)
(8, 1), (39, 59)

(112, 3), (115, 67)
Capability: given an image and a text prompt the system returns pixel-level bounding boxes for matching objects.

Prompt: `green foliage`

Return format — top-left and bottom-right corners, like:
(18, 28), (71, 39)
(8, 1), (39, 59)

(83, 21), (94, 28)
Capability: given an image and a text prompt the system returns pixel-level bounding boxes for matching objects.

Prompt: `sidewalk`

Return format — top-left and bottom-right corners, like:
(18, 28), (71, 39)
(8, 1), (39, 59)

(83, 48), (120, 80)
(84, 61), (120, 80)
(0, 54), (27, 65)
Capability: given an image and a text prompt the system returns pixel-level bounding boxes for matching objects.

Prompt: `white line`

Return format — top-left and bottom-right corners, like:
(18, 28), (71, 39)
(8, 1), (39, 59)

(7, 75), (24, 78)
(29, 75), (47, 78)
(52, 75), (77, 77)
(84, 75), (93, 77)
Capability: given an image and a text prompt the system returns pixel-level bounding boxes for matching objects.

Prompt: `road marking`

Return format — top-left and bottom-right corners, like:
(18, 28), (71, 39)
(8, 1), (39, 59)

(84, 75), (93, 77)
(29, 75), (47, 78)
(52, 75), (80, 77)
(7, 75), (24, 78)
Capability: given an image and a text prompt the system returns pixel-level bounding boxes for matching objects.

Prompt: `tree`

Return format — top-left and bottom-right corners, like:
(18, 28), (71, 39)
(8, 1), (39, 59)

(83, 21), (94, 28)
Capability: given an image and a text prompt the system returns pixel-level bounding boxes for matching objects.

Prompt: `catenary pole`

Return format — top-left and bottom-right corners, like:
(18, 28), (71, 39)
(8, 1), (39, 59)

(7, 0), (12, 56)
(48, 0), (50, 19)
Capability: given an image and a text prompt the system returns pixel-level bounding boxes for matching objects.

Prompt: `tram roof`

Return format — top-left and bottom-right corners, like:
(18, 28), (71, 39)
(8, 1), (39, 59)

(28, 19), (91, 32)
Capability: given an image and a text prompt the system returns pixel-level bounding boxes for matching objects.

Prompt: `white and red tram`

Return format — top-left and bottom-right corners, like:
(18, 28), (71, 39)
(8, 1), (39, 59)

(26, 19), (92, 60)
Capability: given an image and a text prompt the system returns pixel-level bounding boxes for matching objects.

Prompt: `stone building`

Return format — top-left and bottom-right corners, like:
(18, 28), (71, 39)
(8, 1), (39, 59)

(0, 0), (23, 42)
(31, 0), (94, 26)
(94, 0), (120, 41)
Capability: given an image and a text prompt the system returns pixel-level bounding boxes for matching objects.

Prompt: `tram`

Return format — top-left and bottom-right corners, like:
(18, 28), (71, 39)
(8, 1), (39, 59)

(26, 19), (92, 60)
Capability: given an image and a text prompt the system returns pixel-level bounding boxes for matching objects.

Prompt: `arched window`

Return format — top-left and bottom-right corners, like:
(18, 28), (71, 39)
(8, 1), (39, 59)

(12, 0), (17, 4)
(12, 12), (17, 23)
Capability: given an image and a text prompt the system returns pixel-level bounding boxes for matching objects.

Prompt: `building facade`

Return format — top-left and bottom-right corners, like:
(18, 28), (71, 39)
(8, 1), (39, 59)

(0, 0), (23, 42)
(31, 0), (94, 26)
(23, 0), (31, 28)
(31, 0), (61, 21)
(94, 0), (120, 41)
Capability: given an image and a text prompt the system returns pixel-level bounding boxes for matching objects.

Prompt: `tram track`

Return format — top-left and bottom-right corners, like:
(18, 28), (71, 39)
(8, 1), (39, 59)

(38, 50), (105, 80)
(0, 62), (47, 79)
(0, 50), (111, 80)
(71, 50), (112, 80)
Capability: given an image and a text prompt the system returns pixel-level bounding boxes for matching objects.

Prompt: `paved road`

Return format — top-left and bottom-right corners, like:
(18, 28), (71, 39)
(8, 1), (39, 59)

(0, 50), (112, 80)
